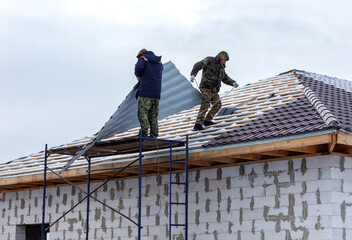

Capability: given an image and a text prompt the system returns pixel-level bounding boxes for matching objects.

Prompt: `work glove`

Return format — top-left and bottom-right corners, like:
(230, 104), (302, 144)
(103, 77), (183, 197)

(190, 75), (196, 83)
(233, 82), (239, 88)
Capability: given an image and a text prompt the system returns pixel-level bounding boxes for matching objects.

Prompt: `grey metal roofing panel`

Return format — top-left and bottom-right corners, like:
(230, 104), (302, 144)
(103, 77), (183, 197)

(61, 61), (201, 171)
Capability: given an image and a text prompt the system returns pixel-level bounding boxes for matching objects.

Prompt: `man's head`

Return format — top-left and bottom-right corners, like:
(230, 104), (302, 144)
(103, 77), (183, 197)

(216, 51), (230, 66)
(137, 48), (147, 57)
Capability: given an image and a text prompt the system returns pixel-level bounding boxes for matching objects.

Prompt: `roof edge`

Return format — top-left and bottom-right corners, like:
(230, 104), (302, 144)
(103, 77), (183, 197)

(302, 86), (340, 128)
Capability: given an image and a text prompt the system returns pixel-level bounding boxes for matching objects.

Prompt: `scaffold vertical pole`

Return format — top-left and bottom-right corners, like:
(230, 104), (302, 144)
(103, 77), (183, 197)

(169, 142), (173, 240)
(86, 157), (91, 240)
(138, 131), (143, 239)
(41, 144), (48, 240)
(185, 135), (189, 240)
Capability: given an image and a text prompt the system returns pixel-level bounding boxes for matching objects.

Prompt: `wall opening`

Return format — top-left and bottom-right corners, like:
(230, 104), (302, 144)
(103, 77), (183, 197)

(16, 224), (50, 240)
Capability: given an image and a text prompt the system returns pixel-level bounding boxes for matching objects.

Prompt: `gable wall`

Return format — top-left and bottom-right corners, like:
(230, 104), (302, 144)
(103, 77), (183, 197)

(0, 155), (352, 240)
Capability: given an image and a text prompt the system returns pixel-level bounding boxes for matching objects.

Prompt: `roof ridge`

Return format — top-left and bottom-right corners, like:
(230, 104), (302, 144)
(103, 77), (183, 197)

(278, 69), (300, 75)
(302, 86), (339, 128)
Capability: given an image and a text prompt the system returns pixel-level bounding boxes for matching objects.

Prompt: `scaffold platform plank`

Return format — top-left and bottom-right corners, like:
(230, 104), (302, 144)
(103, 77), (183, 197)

(48, 136), (184, 158)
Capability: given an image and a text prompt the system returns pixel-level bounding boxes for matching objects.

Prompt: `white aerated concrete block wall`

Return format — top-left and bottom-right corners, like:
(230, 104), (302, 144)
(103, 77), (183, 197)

(1, 155), (352, 239)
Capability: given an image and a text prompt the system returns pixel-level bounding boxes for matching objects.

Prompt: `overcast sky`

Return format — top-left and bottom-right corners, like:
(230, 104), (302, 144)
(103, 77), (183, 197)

(0, 0), (351, 163)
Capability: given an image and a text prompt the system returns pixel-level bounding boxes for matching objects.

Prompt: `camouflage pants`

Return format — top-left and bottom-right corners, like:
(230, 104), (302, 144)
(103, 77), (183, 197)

(195, 88), (222, 125)
(138, 97), (159, 136)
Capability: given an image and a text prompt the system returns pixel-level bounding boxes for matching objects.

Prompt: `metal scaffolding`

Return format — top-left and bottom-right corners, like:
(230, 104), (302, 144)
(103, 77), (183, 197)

(41, 132), (189, 240)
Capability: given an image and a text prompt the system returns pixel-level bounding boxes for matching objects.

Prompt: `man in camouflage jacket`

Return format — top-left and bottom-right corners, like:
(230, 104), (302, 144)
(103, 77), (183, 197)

(135, 48), (163, 137)
(190, 51), (238, 131)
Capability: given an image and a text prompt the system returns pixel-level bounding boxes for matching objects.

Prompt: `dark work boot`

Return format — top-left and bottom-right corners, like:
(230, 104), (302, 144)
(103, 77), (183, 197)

(193, 124), (204, 131)
(204, 120), (216, 126)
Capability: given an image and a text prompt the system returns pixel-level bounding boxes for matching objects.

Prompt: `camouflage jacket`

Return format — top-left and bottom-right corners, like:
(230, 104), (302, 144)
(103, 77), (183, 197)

(190, 52), (236, 93)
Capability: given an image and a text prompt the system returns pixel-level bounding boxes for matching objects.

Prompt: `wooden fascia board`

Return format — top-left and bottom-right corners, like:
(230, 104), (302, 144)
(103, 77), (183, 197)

(189, 133), (332, 161)
(337, 131), (352, 145)
(287, 145), (323, 154)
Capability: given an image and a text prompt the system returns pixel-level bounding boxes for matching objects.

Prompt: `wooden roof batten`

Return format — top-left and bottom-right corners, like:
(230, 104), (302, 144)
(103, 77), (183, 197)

(0, 129), (351, 193)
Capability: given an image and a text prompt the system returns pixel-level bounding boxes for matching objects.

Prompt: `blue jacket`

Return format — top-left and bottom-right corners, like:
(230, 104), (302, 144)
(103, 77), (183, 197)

(135, 51), (163, 99)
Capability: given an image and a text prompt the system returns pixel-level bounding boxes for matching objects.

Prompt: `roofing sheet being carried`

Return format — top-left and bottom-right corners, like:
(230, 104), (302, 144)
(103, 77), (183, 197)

(60, 61), (201, 171)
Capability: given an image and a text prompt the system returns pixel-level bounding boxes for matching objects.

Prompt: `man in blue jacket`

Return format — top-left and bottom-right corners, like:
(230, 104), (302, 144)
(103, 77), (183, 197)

(135, 48), (163, 138)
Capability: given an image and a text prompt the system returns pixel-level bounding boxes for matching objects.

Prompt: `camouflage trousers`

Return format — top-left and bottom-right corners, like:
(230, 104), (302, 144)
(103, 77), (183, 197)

(195, 88), (222, 125)
(138, 97), (159, 136)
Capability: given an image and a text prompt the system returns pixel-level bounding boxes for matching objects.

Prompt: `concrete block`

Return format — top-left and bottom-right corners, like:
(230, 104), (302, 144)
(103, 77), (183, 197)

(343, 157), (352, 169)
(189, 181), (201, 192)
(193, 232), (217, 240)
(189, 223), (208, 233)
(199, 168), (218, 181)
(280, 183), (303, 195)
(241, 208), (266, 221)
(206, 221), (230, 233)
(199, 211), (218, 223)
(251, 230), (286, 240)
(233, 176), (252, 188)
(242, 186), (266, 198)
(263, 183), (277, 196)
(305, 180), (333, 193)
(222, 165), (239, 178)
(299, 191), (332, 205)
(338, 169), (352, 181)
(252, 196), (277, 209)
(230, 198), (251, 210)
(306, 155), (331, 169)
(211, 179), (231, 191)
(328, 155), (343, 168)
(265, 159), (290, 172)
(342, 180), (352, 193)
(296, 168), (319, 182)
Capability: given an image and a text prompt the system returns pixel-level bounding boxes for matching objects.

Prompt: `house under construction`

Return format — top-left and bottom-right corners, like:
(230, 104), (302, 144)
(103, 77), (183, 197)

(0, 62), (352, 240)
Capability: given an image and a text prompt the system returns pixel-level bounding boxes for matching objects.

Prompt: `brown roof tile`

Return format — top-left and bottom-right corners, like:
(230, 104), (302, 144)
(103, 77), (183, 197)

(204, 96), (329, 147)
(295, 71), (352, 131)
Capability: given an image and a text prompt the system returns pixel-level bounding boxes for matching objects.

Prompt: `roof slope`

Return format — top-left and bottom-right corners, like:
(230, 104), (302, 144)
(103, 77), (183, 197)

(205, 69), (352, 147)
(1, 69), (352, 185)
(295, 70), (352, 131)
